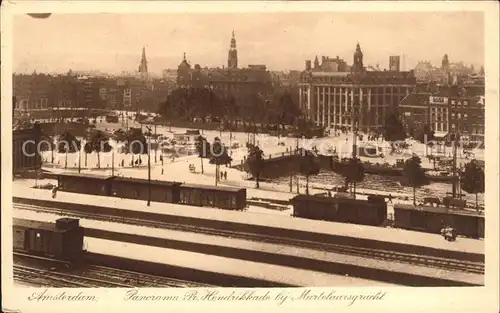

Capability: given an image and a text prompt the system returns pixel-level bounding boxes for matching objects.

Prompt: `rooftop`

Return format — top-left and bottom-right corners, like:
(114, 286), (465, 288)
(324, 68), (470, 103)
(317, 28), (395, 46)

(57, 172), (114, 180)
(113, 176), (182, 187)
(394, 203), (483, 218)
(180, 183), (245, 193)
(13, 218), (67, 233)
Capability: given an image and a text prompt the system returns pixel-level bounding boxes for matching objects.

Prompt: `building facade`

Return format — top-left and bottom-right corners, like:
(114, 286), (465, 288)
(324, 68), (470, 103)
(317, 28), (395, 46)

(399, 93), (485, 143)
(298, 43), (417, 133)
(176, 32), (273, 100)
(449, 96), (485, 143)
(13, 124), (42, 173)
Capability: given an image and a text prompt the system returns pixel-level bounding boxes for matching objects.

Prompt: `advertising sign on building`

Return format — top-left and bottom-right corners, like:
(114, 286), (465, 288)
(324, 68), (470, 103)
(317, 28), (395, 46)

(429, 96), (448, 104)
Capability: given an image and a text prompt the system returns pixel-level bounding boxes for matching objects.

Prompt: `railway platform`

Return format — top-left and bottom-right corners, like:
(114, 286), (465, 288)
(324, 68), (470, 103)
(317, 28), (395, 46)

(12, 185), (484, 260)
(15, 210), (484, 286)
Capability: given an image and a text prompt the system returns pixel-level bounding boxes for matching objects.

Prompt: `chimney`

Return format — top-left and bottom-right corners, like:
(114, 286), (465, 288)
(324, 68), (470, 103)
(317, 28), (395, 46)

(305, 60), (312, 71)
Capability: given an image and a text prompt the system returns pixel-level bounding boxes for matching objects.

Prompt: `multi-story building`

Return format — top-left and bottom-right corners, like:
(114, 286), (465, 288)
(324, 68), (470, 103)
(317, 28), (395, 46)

(298, 44), (417, 133)
(399, 92), (431, 136)
(176, 31), (273, 100)
(428, 95), (450, 136)
(13, 73), (51, 111)
(449, 96), (485, 143)
(399, 93), (485, 143)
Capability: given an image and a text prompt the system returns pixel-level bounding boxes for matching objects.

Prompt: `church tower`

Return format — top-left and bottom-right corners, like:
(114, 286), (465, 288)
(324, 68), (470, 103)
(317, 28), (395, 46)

(441, 54), (450, 70)
(352, 42), (364, 72)
(138, 46), (148, 80)
(227, 30), (238, 69)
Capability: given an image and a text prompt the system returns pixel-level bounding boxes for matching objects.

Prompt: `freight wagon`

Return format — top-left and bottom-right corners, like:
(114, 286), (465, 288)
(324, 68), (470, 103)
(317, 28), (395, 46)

(111, 176), (181, 203)
(291, 194), (387, 226)
(57, 172), (113, 196)
(179, 184), (247, 210)
(393, 204), (484, 239)
(56, 172), (247, 210)
(13, 218), (84, 260)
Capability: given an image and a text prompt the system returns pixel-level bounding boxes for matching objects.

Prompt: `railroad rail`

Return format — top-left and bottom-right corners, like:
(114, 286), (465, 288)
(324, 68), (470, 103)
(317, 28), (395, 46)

(14, 264), (130, 287)
(13, 252), (213, 288)
(14, 202), (485, 275)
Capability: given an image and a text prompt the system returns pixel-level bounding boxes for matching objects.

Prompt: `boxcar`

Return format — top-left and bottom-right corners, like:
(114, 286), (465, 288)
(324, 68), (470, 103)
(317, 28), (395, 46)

(393, 204), (484, 238)
(110, 176), (181, 203)
(57, 172), (113, 196)
(291, 195), (387, 226)
(179, 184), (247, 210)
(13, 218), (84, 260)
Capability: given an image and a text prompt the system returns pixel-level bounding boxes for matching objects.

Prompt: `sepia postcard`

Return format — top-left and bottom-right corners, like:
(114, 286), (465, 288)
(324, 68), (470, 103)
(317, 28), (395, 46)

(1, 1), (499, 313)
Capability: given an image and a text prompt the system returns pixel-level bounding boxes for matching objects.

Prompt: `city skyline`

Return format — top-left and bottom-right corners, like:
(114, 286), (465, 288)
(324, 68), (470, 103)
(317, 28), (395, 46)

(13, 12), (484, 74)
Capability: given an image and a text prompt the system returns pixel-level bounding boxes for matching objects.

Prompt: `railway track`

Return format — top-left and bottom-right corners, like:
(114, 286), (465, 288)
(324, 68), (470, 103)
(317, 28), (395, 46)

(82, 265), (213, 287)
(13, 252), (212, 288)
(14, 264), (131, 287)
(14, 202), (485, 275)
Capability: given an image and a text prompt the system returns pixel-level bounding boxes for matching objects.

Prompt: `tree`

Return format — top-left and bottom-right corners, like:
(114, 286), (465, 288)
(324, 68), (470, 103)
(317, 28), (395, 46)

(247, 145), (265, 188)
(88, 130), (112, 168)
(83, 140), (93, 167)
(195, 135), (210, 174)
(334, 157), (365, 198)
(273, 91), (303, 135)
(57, 131), (81, 169)
(460, 159), (485, 209)
(209, 137), (232, 186)
(402, 154), (430, 206)
(383, 112), (407, 151)
(296, 116), (315, 139)
(414, 123), (435, 144)
(39, 133), (56, 163)
(299, 150), (320, 195)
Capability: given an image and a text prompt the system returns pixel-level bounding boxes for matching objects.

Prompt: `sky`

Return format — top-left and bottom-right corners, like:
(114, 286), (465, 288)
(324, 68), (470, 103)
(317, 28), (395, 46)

(12, 12), (484, 74)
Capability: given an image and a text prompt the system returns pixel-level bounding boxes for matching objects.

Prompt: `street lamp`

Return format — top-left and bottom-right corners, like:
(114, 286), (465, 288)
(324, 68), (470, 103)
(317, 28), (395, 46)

(111, 141), (115, 176)
(451, 131), (460, 198)
(78, 140), (82, 173)
(145, 125), (152, 206)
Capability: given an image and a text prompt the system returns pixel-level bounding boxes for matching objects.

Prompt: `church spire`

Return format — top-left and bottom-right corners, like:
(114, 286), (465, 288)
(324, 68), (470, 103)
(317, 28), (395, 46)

(353, 42), (364, 72)
(138, 46), (148, 80)
(228, 30), (238, 69)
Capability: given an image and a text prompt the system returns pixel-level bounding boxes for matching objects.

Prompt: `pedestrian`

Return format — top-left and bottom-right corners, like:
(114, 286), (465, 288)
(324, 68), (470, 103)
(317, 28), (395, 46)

(51, 186), (59, 199)
(388, 194), (393, 203)
(224, 171), (227, 180)
(121, 159), (124, 167)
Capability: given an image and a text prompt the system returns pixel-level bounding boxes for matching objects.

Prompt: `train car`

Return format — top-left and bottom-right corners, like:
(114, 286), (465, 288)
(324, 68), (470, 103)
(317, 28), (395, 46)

(179, 184), (247, 210)
(393, 204), (484, 239)
(13, 218), (84, 260)
(57, 172), (113, 196)
(291, 195), (387, 226)
(110, 176), (181, 203)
